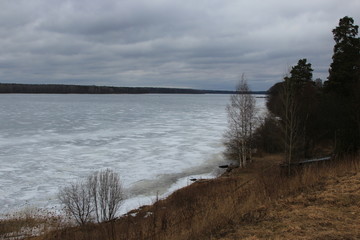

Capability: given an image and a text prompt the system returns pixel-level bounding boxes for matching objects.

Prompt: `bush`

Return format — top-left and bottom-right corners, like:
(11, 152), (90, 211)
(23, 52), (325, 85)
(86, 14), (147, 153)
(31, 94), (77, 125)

(58, 169), (124, 225)
(58, 180), (93, 225)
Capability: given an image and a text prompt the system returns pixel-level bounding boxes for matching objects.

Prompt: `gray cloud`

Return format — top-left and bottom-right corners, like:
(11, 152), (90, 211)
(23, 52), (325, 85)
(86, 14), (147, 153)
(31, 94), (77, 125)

(0, 0), (359, 90)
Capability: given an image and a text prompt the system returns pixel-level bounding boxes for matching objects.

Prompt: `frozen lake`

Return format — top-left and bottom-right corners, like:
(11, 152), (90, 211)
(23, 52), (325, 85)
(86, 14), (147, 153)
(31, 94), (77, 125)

(0, 94), (264, 215)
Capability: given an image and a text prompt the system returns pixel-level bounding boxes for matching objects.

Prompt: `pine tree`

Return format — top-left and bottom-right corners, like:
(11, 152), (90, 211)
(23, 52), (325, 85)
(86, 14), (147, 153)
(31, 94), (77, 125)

(325, 16), (360, 154)
(326, 16), (360, 96)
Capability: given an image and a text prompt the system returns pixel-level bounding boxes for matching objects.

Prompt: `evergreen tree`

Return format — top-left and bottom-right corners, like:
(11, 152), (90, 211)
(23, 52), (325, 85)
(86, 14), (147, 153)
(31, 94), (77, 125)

(290, 58), (313, 85)
(326, 16), (360, 96)
(324, 16), (360, 154)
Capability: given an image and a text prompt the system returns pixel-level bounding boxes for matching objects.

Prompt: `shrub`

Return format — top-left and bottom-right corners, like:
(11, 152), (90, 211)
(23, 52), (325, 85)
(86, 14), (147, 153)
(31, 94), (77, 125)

(58, 180), (93, 225)
(58, 169), (124, 225)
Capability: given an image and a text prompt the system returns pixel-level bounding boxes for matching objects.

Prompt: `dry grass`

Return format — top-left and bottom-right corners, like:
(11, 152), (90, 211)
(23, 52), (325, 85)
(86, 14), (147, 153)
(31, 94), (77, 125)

(7, 154), (360, 240)
(0, 208), (69, 240)
(214, 158), (360, 239)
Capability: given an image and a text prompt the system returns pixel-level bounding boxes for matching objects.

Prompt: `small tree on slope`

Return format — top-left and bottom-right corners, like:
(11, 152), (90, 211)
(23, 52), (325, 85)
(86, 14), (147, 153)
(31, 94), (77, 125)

(224, 75), (257, 167)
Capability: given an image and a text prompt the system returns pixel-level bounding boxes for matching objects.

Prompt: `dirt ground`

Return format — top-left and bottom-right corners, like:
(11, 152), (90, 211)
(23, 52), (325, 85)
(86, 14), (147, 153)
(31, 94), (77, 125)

(214, 171), (360, 240)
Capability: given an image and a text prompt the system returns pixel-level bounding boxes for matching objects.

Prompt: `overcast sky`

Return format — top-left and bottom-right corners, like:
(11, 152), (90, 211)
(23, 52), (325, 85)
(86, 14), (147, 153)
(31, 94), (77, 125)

(0, 0), (359, 90)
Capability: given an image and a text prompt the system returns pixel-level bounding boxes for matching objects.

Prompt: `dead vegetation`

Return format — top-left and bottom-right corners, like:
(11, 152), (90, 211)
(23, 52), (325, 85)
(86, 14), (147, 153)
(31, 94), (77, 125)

(0, 208), (68, 240)
(215, 162), (360, 239)
(2, 154), (360, 240)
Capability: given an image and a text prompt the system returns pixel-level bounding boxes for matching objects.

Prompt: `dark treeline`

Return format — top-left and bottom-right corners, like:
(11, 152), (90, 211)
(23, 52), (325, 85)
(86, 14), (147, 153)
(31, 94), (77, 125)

(0, 83), (267, 95)
(253, 16), (360, 162)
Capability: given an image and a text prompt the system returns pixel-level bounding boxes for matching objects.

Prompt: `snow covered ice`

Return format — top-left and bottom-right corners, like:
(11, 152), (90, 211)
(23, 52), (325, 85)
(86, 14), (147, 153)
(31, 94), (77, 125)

(0, 94), (265, 215)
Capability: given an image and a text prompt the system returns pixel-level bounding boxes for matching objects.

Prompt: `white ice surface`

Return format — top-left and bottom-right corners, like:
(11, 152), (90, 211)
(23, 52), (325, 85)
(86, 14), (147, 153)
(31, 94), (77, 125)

(0, 94), (265, 216)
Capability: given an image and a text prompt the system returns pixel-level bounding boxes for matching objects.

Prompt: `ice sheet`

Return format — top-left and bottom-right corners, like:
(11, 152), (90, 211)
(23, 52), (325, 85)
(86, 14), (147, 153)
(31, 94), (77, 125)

(0, 94), (265, 215)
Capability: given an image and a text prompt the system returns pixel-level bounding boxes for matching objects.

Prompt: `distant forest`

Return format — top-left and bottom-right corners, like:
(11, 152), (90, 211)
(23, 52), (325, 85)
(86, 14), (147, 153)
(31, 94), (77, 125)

(0, 83), (267, 94)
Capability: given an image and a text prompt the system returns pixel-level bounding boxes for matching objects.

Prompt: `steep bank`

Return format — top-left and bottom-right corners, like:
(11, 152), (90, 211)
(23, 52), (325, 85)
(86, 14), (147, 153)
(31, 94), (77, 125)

(4, 154), (359, 240)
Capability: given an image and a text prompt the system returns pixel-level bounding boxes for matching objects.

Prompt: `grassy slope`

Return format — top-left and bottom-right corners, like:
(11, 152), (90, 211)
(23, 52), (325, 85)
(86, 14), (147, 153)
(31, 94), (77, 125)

(26, 155), (283, 240)
(215, 169), (360, 239)
(2, 154), (359, 240)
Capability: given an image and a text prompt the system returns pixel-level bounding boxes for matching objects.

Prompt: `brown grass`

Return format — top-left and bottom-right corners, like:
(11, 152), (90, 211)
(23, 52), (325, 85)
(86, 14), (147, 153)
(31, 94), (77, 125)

(6, 154), (360, 240)
(214, 157), (360, 239)
(0, 208), (68, 240)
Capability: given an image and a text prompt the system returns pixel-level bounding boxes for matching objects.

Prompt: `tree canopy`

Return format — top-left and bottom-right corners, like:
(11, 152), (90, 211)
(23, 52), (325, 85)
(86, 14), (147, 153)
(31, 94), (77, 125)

(289, 58), (313, 85)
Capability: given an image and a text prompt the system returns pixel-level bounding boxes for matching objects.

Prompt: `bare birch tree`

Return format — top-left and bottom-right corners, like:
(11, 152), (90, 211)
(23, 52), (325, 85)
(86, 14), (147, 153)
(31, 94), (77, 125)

(88, 169), (125, 223)
(225, 75), (257, 167)
(280, 76), (302, 175)
(280, 60), (313, 174)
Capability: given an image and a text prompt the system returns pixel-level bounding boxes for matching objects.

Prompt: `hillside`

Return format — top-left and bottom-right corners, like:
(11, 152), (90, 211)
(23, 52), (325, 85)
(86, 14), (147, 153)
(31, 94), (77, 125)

(3, 154), (354, 240)
(215, 168), (360, 239)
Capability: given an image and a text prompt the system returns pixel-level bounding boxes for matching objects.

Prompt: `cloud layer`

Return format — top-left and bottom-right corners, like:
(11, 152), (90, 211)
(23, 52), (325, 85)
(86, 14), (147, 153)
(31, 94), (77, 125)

(0, 0), (359, 90)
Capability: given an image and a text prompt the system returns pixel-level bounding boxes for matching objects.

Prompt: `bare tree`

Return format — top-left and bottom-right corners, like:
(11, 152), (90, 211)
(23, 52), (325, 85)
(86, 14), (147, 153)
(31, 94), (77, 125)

(276, 60), (313, 174)
(225, 75), (257, 167)
(279, 76), (302, 175)
(58, 169), (124, 225)
(88, 169), (125, 223)
(58, 180), (93, 225)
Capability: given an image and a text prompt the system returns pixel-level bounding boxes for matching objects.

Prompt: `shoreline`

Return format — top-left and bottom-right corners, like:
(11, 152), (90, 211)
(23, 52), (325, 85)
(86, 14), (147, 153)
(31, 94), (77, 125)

(118, 164), (226, 216)
(3, 154), (360, 239)
(0, 83), (267, 95)
(0, 155), (227, 218)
